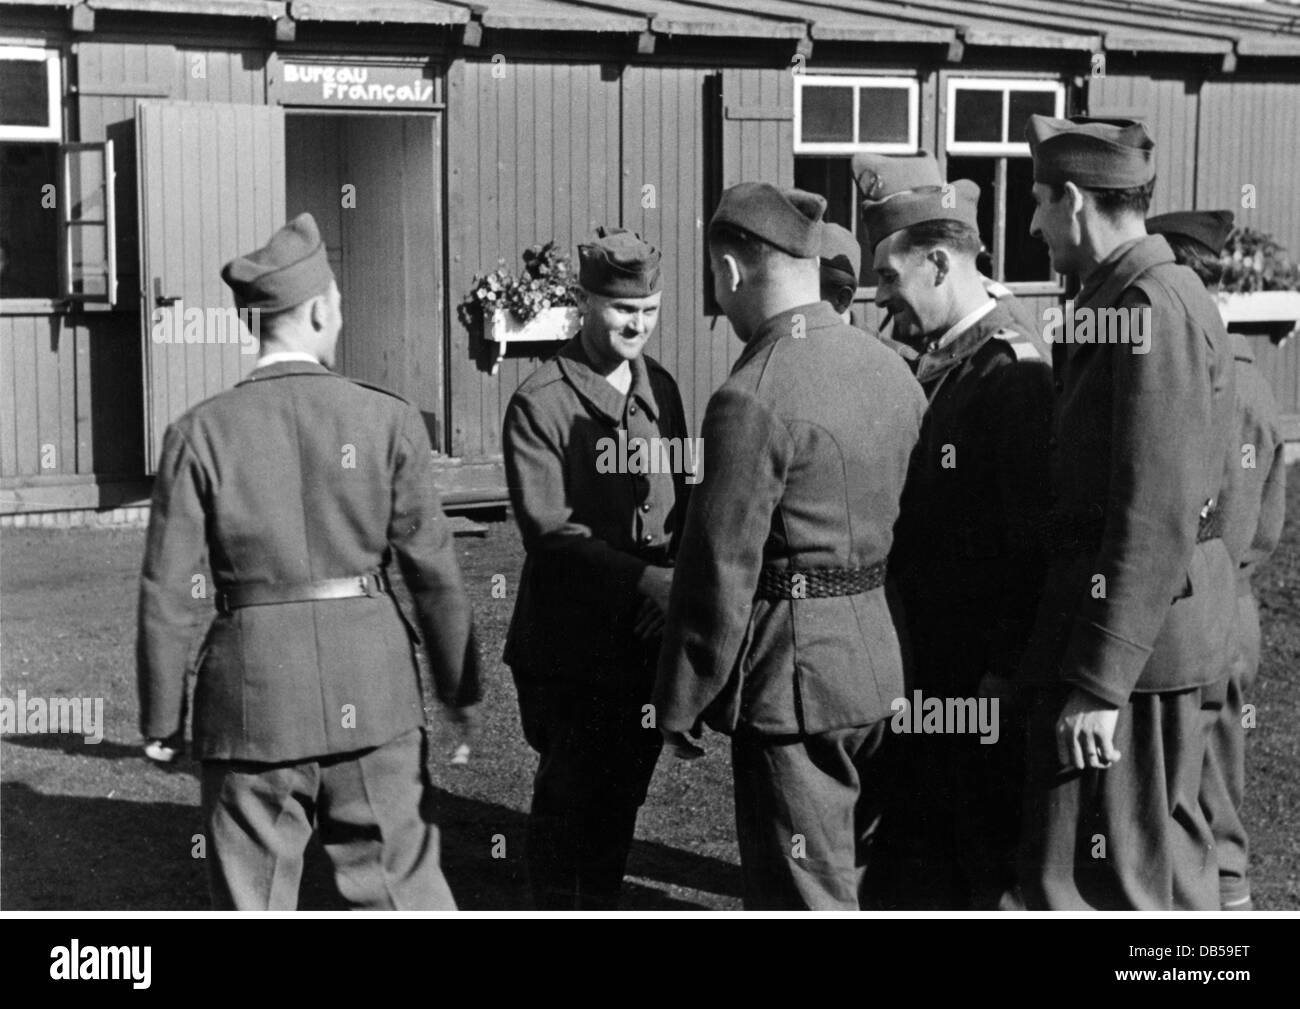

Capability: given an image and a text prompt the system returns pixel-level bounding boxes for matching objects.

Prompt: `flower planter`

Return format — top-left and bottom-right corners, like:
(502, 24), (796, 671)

(1218, 290), (1300, 326)
(487, 305), (580, 374)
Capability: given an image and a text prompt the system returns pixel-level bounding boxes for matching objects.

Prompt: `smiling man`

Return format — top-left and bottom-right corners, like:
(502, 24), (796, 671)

(1018, 116), (1238, 910)
(502, 226), (692, 910)
(860, 178), (1053, 910)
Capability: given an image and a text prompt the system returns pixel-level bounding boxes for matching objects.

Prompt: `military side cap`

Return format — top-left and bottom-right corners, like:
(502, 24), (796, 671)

(221, 212), (334, 313)
(1025, 115), (1155, 189)
(577, 226), (662, 297)
(851, 150), (942, 201)
(709, 182), (826, 258)
(861, 179), (980, 250)
(1146, 210), (1235, 256)
(820, 222), (861, 286)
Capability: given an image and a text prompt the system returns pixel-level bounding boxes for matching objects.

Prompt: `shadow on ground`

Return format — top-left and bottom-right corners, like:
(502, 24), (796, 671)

(0, 776), (740, 911)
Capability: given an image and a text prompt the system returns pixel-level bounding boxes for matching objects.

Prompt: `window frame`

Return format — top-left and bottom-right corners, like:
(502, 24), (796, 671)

(945, 77), (1064, 157)
(0, 45), (62, 142)
(58, 140), (117, 306)
(794, 74), (919, 155)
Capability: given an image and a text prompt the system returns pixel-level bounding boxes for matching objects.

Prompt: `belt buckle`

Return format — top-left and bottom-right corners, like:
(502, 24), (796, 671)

(360, 572), (384, 598)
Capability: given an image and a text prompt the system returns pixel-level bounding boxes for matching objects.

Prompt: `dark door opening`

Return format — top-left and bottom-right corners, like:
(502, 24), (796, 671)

(285, 112), (444, 450)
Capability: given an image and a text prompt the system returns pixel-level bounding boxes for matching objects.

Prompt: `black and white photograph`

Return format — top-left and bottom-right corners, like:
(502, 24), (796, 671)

(1, 0), (1298, 948)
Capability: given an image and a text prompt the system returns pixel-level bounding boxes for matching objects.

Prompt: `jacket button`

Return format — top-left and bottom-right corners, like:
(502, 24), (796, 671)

(642, 533), (654, 544)
(629, 404), (638, 415)
(640, 503), (651, 513)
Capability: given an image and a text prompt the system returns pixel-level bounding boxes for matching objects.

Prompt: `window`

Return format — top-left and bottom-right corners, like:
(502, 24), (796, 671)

(1, 45), (116, 304)
(794, 76), (919, 287)
(946, 78), (1064, 285)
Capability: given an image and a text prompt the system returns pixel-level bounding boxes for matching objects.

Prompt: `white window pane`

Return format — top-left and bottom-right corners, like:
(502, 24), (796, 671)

(858, 87), (910, 145)
(801, 85), (854, 144)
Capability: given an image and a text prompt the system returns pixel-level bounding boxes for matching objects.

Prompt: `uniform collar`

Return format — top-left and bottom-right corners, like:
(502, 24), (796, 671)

(925, 298), (997, 354)
(255, 350), (322, 369)
(556, 337), (660, 424)
(1076, 234), (1175, 309)
(914, 300), (1013, 386)
(735, 301), (842, 373)
(1230, 331), (1255, 364)
(237, 359), (333, 385)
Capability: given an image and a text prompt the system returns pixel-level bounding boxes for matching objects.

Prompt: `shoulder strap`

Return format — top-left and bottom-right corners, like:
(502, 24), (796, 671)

(990, 327), (1042, 362)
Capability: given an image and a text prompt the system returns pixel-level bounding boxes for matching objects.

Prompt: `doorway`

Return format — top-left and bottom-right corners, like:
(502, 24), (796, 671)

(285, 112), (444, 449)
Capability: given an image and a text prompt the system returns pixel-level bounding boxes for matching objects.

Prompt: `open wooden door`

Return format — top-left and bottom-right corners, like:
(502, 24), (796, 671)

(136, 101), (285, 471)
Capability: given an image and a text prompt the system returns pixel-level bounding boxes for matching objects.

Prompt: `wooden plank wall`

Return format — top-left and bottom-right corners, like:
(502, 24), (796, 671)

(445, 58), (621, 460)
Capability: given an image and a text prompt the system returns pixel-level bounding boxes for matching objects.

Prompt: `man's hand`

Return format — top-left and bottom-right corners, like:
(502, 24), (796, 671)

(1055, 688), (1122, 771)
(661, 728), (705, 760)
(637, 565), (674, 615)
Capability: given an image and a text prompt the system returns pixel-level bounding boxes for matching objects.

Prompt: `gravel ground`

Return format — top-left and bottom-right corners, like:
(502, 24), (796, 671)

(1, 480), (1297, 910)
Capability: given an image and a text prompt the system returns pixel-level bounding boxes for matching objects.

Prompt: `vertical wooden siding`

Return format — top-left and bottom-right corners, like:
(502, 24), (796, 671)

(445, 59), (621, 459)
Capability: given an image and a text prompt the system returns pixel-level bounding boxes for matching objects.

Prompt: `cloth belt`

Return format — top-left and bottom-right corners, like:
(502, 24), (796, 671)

(1046, 502), (1222, 555)
(755, 561), (887, 600)
(215, 568), (391, 615)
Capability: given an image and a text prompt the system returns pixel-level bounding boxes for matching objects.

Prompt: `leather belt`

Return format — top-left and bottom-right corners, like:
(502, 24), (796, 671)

(755, 561), (887, 600)
(215, 569), (391, 615)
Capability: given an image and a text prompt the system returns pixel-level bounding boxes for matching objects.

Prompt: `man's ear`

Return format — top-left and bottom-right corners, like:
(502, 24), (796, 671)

(307, 294), (329, 332)
(927, 248), (950, 286)
(1063, 180), (1087, 219)
(722, 253), (742, 292)
(832, 285), (855, 315)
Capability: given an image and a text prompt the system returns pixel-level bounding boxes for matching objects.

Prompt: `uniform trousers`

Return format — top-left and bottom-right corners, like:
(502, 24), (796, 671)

(515, 672), (662, 910)
(1019, 684), (1217, 910)
(201, 726), (454, 910)
(730, 721), (889, 910)
(1199, 590), (1261, 909)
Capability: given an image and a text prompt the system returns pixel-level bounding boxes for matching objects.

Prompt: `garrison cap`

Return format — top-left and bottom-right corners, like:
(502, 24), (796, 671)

(221, 212), (334, 313)
(1145, 210), (1235, 256)
(819, 222), (861, 287)
(1025, 115), (1155, 189)
(709, 181), (826, 258)
(577, 226), (662, 297)
(850, 150), (942, 201)
(860, 179), (981, 250)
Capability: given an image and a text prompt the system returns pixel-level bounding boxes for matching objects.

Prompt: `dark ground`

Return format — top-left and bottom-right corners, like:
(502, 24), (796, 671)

(2, 481), (1298, 911)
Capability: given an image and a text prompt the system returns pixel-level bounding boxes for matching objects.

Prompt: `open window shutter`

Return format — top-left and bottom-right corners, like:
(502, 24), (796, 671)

(720, 68), (795, 189)
(58, 141), (116, 305)
(136, 101), (285, 472)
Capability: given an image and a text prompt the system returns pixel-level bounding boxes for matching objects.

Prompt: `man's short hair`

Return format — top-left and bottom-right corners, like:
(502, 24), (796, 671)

(1047, 179), (1156, 221)
(1162, 233), (1225, 289)
(707, 221), (784, 269)
(893, 219), (982, 260)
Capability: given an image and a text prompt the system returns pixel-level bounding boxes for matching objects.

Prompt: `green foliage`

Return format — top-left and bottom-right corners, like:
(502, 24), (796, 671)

(1220, 228), (1300, 294)
(458, 240), (580, 329)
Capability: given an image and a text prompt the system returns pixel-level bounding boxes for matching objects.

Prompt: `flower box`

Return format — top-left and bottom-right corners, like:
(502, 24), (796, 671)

(487, 305), (579, 374)
(1218, 290), (1300, 325)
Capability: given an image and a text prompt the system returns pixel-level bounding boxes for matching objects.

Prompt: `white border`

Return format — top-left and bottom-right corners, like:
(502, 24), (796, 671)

(945, 77), (1063, 156)
(0, 45), (62, 141)
(794, 75), (918, 154)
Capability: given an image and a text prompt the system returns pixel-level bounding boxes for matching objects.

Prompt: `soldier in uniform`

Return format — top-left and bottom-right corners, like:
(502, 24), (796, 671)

(654, 182), (926, 910)
(137, 213), (480, 910)
(502, 227), (691, 910)
(1147, 210), (1288, 910)
(820, 222), (864, 324)
(858, 174), (1054, 910)
(1018, 117), (1238, 909)
(851, 152), (1049, 363)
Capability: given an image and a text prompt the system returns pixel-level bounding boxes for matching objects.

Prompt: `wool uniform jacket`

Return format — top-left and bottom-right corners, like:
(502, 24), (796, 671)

(137, 360), (480, 763)
(1020, 235), (1238, 705)
(890, 300), (1055, 682)
(1217, 333), (1287, 597)
(502, 339), (692, 682)
(654, 301), (926, 736)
